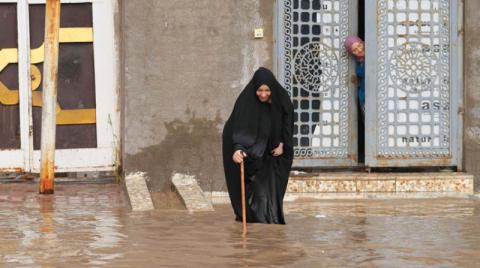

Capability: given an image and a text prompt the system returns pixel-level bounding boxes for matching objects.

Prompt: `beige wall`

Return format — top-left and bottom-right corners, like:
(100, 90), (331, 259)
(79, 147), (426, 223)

(464, 0), (480, 191)
(121, 0), (275, 192)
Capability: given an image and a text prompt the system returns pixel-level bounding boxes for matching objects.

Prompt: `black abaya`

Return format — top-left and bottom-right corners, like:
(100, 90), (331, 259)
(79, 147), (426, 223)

(222, 67), (294, 224)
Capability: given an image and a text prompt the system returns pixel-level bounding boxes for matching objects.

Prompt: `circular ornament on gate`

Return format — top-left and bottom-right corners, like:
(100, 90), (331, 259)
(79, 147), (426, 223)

(389, 42), (438, 93)
(293, 41), (338, 93)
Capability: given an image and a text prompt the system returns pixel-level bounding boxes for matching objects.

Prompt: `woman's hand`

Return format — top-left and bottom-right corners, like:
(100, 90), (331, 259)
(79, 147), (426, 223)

(271, 142), (284, 157)
(233, 150), (247, 164)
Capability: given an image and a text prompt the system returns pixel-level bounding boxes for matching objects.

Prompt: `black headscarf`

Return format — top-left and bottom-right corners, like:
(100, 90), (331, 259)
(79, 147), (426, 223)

(229, 67), (293, 160)
(222, 67), (294, 224)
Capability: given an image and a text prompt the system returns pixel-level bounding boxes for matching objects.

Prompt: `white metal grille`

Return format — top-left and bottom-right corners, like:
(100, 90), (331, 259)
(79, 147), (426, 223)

(376, 0), (451, 158)
(281, 0), (353, 160)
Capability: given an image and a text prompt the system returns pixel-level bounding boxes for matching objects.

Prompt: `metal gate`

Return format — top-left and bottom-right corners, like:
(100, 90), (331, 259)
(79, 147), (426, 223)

(276, 0), (359, 167)
(0, 0), (119, 173)
(365, 0), (462, 167)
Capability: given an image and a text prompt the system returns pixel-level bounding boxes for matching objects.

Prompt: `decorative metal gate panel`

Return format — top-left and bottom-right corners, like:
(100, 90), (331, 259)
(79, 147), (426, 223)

(365, 0), (461, 167)
(276, 0), (359, 167)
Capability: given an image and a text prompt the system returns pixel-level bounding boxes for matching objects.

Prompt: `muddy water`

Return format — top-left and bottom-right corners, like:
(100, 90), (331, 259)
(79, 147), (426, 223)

(1, 185), (480, 267)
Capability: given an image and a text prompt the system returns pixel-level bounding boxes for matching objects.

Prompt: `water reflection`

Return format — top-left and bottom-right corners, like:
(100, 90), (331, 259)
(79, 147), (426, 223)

(225, 223), (306, 267)
(0, 185), (127, 267)
(1, 186), (480, 267)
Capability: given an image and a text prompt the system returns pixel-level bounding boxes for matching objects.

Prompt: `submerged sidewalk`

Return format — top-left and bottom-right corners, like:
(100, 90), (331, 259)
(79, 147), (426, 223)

(0, 180), (126, 209)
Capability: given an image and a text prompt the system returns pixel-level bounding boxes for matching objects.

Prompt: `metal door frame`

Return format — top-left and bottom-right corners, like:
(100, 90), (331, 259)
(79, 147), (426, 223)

(274, 0), (360, 168)
(365, 0), (463, 168)
(0, 0), (120, 173)
(0, 0), (33, 172)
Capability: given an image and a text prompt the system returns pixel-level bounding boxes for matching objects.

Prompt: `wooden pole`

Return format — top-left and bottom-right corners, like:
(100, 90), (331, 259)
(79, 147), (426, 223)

(240, 161), (247, 237)
(39, 0), (61, 194)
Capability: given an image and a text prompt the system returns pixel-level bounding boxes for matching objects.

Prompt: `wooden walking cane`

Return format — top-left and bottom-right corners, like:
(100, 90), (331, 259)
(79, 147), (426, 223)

(240, 161), (247, 237)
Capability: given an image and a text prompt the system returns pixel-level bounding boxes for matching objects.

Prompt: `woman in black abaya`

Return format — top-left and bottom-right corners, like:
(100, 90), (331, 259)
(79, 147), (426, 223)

(222, 67), (294, 224)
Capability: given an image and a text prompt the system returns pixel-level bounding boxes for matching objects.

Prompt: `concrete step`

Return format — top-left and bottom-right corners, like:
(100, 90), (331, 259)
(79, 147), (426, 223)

(124, 172), (155, 211)
(172, 173), (214, 213)
(287, 172), (474, 194)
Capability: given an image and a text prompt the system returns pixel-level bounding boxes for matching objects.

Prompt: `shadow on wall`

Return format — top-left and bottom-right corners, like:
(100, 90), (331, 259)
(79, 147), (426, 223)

(126, 111), (225, 194)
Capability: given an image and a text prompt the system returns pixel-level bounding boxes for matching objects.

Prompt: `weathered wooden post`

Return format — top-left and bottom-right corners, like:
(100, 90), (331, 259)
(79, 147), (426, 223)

(39, 0), (61, 194)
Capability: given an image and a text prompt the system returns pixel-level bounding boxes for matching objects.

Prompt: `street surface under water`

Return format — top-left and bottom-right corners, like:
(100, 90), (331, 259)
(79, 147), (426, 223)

(1, 183), (480, 267)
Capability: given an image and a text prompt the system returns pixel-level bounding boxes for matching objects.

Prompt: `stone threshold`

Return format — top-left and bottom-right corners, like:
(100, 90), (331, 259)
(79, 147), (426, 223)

(204, 191), (479, 205)
(287, 172), (474, 194)
(205, 172), (475, 204)
(284, 192), (478, 202)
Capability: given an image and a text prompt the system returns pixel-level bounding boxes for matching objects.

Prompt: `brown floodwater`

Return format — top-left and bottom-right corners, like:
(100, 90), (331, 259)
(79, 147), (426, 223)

(1, 184), (480, 267)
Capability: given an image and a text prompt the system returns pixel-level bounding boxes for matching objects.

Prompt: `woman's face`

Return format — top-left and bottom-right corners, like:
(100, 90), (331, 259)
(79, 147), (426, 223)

(256, 84), (271, 103)
(351, 42), (365, 57)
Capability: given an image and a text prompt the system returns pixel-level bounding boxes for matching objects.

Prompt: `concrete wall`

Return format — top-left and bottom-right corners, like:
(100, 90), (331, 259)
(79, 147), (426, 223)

(464, 0), (480, 191)
(120, 0), (275, 193)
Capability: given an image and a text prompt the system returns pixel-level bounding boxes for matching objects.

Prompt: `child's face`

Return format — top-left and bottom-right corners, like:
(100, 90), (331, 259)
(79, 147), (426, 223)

(351, 42), (365, 57)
